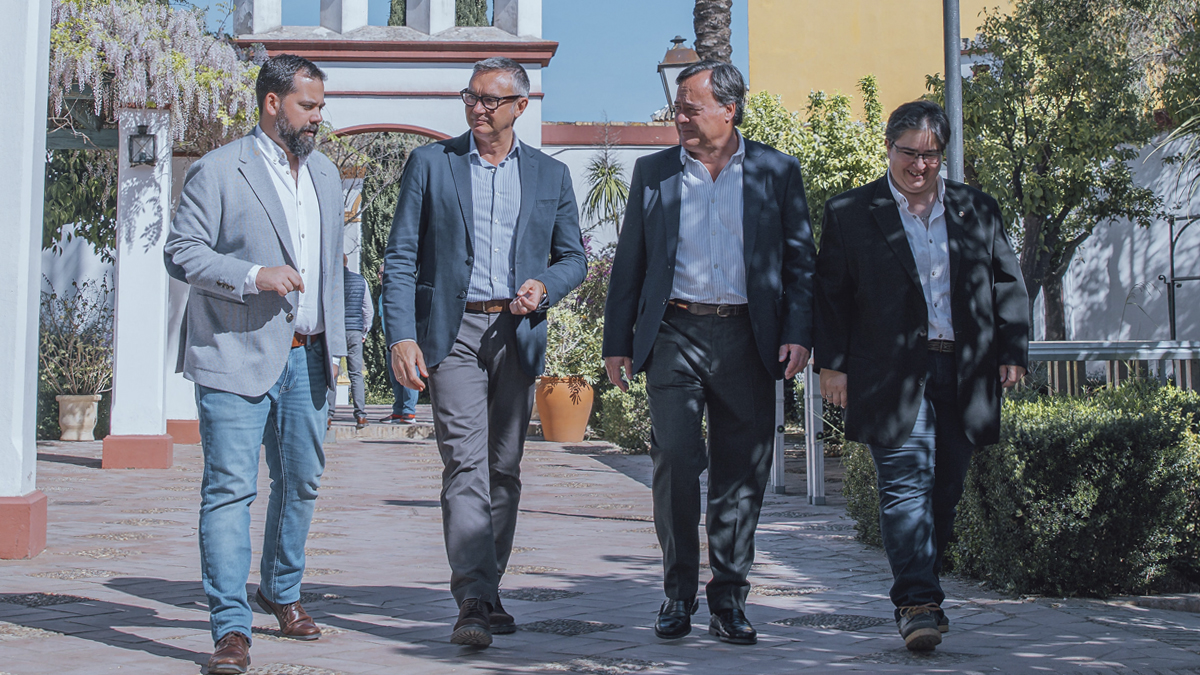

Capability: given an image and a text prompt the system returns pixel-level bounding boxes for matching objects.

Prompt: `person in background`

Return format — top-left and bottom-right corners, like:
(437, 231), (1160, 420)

(377, 260), (419, 424)
(334, 254), (372, 430)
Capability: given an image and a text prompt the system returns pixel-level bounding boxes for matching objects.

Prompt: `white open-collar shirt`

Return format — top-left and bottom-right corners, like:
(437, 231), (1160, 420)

(244, 125), (325, 337)
(887, 169), (954, 342)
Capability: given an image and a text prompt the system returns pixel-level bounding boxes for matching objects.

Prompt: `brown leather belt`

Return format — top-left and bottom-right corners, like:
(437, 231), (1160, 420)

(667, 299), (749, 317)
(927, 339), (955, 353)
(292, 332), (322, 348)
(465, 299), (511, 314)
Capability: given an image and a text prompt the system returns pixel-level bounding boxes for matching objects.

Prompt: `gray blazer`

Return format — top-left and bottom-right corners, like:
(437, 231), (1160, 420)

(379, 132), (587, 378)
(164, 134), (346, 398)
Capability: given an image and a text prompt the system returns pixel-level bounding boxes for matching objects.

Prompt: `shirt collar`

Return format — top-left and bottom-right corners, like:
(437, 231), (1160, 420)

(680, 130), (746, 166)
(254, 124), (307, 171)
(886, 168), (945, 212)
(468, 132), (521, 165)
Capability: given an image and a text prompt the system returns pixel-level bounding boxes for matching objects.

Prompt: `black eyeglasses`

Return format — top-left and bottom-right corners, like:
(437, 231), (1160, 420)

(460, 89), (523, 111)
(892, 144), (943, 165)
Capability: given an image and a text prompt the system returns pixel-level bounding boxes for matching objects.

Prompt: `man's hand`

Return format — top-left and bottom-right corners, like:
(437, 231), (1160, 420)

(331, 361), (339, 380)
(391, 341), (429, 392)
(256, 265), (304, 296)
(605, 356), (634, 393)
(820, 368), (847, 408)
(778, 344), (811, 379)
(510, 279), (546, 316)
(1000, 364), (1026, 389)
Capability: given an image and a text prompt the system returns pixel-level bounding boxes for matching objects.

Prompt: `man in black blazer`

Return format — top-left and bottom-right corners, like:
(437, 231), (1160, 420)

(815, 101), (1029, 652)
(380, 58), (586, 647)
(603, 61), (815, 645)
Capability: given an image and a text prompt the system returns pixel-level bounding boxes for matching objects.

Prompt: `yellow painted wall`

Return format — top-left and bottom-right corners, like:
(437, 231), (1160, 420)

(749, 0), (1008, 116)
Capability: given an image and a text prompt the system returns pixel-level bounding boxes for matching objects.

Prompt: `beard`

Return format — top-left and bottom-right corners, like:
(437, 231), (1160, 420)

(274, 114), (319, 160)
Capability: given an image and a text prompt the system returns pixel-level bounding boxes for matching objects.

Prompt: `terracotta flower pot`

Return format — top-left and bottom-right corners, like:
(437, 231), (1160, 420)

(535, 377), (594, 443)
(56, 394), (102, 441)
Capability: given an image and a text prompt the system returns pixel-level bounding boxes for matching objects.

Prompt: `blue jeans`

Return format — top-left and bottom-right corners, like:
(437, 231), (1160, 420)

(386, 352), (419, 416)
(868, 351), (975, 611)
(195, 341), (328, 643)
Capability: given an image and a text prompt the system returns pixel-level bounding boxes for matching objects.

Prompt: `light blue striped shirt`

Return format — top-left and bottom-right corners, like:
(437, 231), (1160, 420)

(887, 170), (955, 341)
(671, 133), (748, 304)
(466, 133), (523, 302)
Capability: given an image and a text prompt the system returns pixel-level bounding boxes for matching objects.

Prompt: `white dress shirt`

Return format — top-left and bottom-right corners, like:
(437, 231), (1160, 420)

(243, 125), (324, 336)
(671, 132), (748, 304)
(887, 170), (954, 341)
(466, 132), (523, 302)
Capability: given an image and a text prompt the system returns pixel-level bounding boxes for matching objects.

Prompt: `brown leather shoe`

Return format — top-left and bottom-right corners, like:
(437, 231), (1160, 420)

(255, 588), (321, 640)
(207, 632), (250, 674)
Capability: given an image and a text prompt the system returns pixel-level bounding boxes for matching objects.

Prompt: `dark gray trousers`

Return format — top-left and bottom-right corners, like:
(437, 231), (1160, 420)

(427, 311), (536, 607)
(645, 307), (776, 612)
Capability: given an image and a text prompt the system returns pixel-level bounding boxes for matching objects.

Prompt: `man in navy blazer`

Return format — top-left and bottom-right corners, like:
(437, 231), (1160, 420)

(380, 57), (586, 647)
(603, 62), (815, 645)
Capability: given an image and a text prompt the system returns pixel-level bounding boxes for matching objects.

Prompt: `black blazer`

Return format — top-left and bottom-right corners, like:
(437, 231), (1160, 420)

(379, 132), (587, 378)
(813, 176), (1030, 448)
(603, 139), (816, 379)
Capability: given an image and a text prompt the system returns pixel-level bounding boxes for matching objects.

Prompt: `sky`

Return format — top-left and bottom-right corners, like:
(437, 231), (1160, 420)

(189, 0), (749, 123)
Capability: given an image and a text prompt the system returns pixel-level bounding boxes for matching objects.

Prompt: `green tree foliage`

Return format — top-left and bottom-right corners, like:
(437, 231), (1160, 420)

(741, 76), (888, 240)
(457, 0), (489, 27)
(581, 131), (630, 236)
(43, 150), (118, 262)
(389, 0), (405, 26)
(932, 0), (1163, 340)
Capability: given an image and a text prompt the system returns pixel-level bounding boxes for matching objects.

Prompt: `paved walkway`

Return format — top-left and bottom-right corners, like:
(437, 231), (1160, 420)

(3, 430), (1200, 674)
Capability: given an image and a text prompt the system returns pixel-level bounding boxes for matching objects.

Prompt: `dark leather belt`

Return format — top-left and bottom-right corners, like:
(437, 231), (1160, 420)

(292, 332), (322, 348)
(465, 299), (511, 314)
(927, 339), (955, 353)
(667, 299), (749, 317)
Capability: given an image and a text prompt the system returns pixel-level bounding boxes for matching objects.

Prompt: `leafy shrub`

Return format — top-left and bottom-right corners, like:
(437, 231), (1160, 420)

(842, 441), (881, 547)
(841, 384), (1200, 596)
(599, 374), (651, 454)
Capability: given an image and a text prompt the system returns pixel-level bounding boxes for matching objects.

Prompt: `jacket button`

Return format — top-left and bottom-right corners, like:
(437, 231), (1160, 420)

(286, 313), (294, 322)
(457, 291), (466, 299)
(466, 257), (474, 266)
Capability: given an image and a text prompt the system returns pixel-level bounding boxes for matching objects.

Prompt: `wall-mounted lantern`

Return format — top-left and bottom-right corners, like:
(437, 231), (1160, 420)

(128, 125), (156, 166)
(658, 36), (701, 117)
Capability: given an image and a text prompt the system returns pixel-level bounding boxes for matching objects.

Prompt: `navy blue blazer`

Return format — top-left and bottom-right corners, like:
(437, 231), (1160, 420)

(379, 132), (587, 378)
(602, 139), (817, 379)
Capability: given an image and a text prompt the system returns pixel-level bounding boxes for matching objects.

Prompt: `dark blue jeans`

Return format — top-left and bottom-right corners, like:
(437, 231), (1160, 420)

(868, 351), (975, 610)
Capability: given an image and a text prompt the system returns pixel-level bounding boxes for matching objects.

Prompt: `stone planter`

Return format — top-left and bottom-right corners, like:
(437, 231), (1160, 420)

(535, 377), (594, 443)
(56, 394), (102, 441)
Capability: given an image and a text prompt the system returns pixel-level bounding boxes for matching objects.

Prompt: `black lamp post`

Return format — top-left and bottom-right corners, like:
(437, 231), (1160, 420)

(658, 36), (700, 117)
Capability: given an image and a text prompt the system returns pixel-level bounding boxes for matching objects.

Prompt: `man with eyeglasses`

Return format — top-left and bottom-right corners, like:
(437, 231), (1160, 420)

(814, 100), (1029, 652)
(379, 57), (586, 648)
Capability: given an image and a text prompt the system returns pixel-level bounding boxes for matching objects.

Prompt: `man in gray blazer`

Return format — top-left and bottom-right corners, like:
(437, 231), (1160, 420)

(164, 54), (345, 674)
(603, 62), (815, 645)
(380, 57), (586, 648)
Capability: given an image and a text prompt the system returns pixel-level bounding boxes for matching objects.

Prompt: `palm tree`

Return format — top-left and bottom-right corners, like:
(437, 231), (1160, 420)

(693, 0), (732, 63)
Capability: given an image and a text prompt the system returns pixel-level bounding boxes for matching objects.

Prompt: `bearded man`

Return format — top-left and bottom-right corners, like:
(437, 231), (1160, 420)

(165, 54), (345, 674)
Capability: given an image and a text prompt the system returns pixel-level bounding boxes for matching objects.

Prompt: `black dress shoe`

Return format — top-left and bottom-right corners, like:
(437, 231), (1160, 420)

(709, 608), (757, 645)
(451, 598), (492, 647)
(490, 597), (516, 635)
(654, 598), (698, 639)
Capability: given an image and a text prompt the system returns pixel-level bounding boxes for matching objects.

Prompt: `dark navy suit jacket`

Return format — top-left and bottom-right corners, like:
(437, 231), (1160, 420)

(379, 132), (587, 378)
(602, 139), (817, 379)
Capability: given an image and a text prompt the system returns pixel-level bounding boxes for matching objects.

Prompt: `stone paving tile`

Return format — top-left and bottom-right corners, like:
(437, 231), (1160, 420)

(3, 437), (1200, 674)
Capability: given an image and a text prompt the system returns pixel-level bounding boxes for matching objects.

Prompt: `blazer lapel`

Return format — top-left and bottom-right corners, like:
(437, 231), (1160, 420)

(513, 142), (539, 255)
(238, 136), (297, 266)
(943, 182), (966, 289)
(446, 133), (475, 257)
(661, 153), (684, 266)
(741, 141), (765, 271)
(869, 176), (923, 292)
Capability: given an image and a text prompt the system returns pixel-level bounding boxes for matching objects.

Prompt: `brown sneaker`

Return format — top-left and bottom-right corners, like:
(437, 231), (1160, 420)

(490, 597), (516, 634)
(207, 631), (250, 674)
(451, 598), (493, 646)
(255, 589), (321, 640)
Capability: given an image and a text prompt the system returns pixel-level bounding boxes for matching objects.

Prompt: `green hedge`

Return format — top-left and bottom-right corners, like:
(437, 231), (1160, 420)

(598, 375), (651, 454)
(842, 384), (1200, 597)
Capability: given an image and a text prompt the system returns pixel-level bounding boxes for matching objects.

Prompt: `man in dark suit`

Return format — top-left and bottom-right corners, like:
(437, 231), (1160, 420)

(603, 61), (815, 645)
(165, 54), (344, 673)
(379, 57), (586, 648)
(815, 100), (1029, 652)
